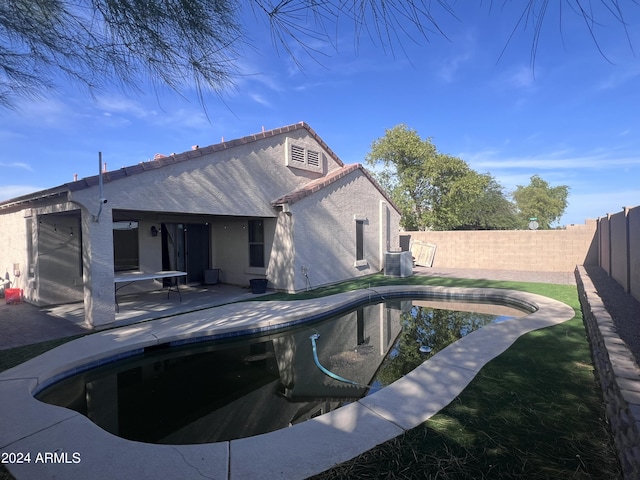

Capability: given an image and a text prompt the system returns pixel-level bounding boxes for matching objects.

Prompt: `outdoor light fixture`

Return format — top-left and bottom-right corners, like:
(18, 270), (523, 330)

(150, 225), (158, 237)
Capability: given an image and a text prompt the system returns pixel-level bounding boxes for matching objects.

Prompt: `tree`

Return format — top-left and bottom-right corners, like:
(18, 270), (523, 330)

(365, 124), (518, 231)
(1, 1), (638, 109)
(450, 173), (520, 231)
(512, 175), (569, 229)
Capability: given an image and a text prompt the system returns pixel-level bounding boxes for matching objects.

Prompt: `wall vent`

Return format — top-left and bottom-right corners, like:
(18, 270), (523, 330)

(285, 137), (323, 173)
(290, 144), (305, 163)
(307, 149), (320, 167)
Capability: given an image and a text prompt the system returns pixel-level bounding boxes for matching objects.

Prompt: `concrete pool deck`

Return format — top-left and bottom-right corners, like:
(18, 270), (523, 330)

(0, 284), (575, 480)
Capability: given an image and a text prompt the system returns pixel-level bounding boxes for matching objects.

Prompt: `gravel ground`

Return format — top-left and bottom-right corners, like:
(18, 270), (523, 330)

(583, 265), (640, 366)
(414, 266), (576, 285)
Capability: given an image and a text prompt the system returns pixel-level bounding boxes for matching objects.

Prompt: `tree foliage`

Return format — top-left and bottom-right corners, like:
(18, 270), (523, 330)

(366, 124), (518, 231)
(1, 0), (638, 109)
(512, 175), (569, 229)
(1, 0), (242, 108)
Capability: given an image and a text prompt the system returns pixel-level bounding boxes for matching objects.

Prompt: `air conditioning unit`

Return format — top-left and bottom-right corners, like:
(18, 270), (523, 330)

(384, 251), (413, 277)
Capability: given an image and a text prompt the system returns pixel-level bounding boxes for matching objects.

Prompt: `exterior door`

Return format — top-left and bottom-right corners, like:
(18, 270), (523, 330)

(185, 224), (210, 284)
(162, 223), (210, 284)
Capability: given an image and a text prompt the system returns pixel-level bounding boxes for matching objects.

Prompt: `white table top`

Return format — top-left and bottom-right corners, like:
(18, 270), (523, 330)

(114, 271), (187, 283)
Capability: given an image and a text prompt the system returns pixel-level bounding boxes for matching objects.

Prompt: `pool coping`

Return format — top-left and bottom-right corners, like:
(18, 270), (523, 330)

(0, 286), (575, 480)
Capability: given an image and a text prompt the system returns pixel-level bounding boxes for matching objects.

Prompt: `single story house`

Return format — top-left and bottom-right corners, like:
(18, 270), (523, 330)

(0, 122), (401, 327)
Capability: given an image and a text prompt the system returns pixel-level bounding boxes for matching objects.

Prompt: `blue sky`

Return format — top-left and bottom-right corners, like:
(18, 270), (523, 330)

(1, 2), (639, 226)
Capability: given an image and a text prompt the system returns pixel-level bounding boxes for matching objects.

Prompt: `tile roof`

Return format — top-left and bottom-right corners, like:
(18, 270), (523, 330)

(272, 163), (401, 215)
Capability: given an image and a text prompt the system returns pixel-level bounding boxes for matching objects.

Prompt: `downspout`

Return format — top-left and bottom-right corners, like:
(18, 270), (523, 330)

(93, 152), (107, 222)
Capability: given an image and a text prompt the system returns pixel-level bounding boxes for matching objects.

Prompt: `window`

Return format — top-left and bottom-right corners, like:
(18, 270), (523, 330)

(248, 219), (265, 268)
(356, 220), (364, 261)
(113, 222), (139, 271)
(354, 215), (368, 267)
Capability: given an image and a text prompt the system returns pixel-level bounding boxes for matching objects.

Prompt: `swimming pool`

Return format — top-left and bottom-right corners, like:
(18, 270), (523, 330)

(36, 296), (528, 444)
(0, 285), (573, 480)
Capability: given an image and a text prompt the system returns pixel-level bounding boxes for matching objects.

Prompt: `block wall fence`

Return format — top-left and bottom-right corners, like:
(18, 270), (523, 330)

(598, 206), (640, 303)
(404, 204), (640, 303)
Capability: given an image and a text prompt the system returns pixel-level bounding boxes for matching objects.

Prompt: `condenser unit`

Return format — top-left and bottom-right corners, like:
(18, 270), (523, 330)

(384, 251), (413, 277)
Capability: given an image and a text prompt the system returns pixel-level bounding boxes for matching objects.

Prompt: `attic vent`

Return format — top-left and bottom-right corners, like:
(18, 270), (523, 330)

(285, 137), (323, 173)
(291, 144), (305, 163)
(307, 149), (320, 167)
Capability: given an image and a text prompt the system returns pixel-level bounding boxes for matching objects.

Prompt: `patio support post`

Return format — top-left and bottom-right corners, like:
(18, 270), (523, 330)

(81, 206), (116, 327)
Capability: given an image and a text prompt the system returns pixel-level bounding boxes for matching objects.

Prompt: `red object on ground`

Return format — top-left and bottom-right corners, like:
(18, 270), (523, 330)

(5, 288), (22, 304)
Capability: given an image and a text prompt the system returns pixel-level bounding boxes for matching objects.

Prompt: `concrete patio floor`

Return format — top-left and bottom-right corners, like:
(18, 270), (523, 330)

(0, 277), (575, 480)
(47, 282), (272, 329)
(0, 283), (270, 350)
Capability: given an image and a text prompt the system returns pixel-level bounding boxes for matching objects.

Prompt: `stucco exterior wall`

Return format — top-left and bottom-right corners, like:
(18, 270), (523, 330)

(268, 212), (295, 291)
(210, 217), (277, 287)
(407, 221), (598, 273)
(0, 209), (29, 296)
(289, 169), (401, 291)
(69, 129), (341, 218)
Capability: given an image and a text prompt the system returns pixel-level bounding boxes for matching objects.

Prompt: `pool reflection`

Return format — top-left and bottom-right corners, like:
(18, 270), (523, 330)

(37, 298), (525, 444)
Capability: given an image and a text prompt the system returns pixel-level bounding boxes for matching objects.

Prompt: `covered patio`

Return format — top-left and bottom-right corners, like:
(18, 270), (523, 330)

(42, 282), (271, 331)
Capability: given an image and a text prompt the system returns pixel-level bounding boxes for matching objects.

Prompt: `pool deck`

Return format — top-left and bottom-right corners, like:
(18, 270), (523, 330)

(0, 268), (576, 480)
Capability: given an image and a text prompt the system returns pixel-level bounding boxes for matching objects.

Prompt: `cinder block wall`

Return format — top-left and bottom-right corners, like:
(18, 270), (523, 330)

(629, 208), (640, 303)
(597, 206), (640, 303)
(576, 266), (640, 480)
(406, 220), (598, 273)
(610, 211), (629, 291)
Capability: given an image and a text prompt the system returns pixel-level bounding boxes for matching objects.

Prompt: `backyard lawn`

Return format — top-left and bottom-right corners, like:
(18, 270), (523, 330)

(0, 276), (621, 479)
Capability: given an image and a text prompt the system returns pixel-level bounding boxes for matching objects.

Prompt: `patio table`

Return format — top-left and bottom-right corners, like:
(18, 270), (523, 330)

(114, 270), (187, 312)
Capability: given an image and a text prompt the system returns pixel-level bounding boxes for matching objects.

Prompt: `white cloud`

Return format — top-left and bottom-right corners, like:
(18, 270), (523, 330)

(5, 97), (78, 129)
(464, 149), (640, 171)
(95, 96), (153, 119)
(596, 65), (640, 91)
(0, 161), (34, 172)
(0, 185), (43, 202)
(249, 93), (272, 107)
(437, 52), (472, 83)
(490, 64), (539, 92)
(507, 65), (536, 88)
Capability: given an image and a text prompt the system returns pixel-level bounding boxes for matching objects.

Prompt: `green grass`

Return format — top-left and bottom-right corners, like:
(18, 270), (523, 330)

(0, 335), (84, 373)
(0, 275), (621, 479)
(248, 273), (534, 301)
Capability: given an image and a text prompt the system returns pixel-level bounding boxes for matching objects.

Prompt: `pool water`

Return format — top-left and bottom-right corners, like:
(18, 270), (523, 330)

(36, 297), (526, 444)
